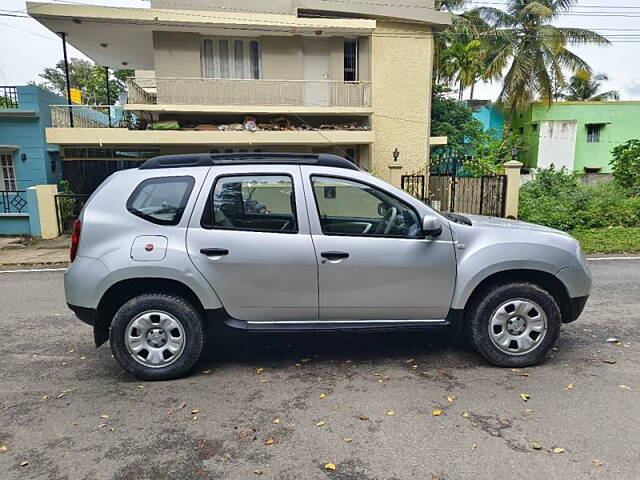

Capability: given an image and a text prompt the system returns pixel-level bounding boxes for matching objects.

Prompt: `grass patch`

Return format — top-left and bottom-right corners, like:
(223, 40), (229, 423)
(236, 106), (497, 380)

(571, 227), (640, 255)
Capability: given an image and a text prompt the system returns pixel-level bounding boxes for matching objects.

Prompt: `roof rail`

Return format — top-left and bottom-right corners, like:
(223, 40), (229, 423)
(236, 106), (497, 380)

(139, 153), (360, 171)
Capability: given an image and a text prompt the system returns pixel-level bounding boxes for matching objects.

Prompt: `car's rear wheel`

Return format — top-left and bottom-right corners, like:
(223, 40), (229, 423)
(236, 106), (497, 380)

(110, 293), (205, 380)
(467, 283), (561, 367)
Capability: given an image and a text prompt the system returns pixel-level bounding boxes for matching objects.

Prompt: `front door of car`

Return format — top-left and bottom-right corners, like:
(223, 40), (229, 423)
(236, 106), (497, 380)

(302, 170), (457, 321)
(186, 165), (318, 322)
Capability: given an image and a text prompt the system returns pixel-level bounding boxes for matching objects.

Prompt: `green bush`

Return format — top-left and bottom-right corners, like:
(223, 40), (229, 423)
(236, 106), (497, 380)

(519, 167), (640, 231)
(611, 139), (640, 194)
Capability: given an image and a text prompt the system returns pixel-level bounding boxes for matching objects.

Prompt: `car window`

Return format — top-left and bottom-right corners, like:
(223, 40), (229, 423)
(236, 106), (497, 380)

(311, 176), (420, 238)
(126, 176), (195, 225)
(202, 174), (298, 233)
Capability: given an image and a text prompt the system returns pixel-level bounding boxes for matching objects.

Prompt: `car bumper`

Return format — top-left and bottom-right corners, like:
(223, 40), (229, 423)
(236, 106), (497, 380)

(68, 303), (97, 326)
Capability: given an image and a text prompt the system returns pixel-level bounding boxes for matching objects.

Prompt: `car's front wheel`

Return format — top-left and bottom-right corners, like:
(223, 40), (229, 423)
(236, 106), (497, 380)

(467, 283), (561, 367)
(109, 293), (205, 380)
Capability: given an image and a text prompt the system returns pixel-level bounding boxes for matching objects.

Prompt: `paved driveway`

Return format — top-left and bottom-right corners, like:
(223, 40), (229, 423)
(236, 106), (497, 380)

(1, 259), (639, 480)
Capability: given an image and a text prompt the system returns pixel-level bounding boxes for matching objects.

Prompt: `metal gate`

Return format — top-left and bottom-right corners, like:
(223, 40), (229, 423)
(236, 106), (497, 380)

(401, 166), (507, 217)
(55, 194), (90, 234)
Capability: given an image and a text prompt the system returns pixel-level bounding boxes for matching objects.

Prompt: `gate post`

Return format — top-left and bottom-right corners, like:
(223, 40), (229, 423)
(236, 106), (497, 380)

(503, 160), (523, 219)
(388, 164), (403, 188)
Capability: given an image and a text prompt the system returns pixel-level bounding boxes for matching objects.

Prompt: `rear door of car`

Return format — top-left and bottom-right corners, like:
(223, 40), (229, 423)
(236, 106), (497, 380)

(186, 165), (319, 322)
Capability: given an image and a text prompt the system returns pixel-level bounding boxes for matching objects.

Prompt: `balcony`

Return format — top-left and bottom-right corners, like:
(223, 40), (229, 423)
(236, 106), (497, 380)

(126, 77), (372, 110)
(0, 86), (19, 109)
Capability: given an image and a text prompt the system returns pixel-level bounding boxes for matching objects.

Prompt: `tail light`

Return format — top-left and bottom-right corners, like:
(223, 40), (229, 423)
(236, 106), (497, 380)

(70, 219), (82, 262)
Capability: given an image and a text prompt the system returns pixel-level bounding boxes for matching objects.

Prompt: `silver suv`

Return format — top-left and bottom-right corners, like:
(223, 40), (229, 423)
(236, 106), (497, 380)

(65, 153), (592, 380)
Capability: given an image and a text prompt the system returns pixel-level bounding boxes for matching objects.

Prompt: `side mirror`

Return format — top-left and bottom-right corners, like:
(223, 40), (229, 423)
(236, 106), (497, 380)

(422, 215), (442, 237)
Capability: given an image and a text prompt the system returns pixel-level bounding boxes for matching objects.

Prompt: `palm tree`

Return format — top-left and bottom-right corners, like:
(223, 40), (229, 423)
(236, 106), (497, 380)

(440, 39), (486, 100)
(435, 0), (468, 11)
(472, 0), (610, 133)
(561, 71), (620, 101)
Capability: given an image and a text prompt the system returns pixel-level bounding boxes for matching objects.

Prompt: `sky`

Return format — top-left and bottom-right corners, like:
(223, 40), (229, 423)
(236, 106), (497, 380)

(1, 0), (639, 101)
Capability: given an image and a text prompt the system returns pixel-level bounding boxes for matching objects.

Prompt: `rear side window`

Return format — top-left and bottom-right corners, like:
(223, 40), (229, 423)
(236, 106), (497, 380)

(201, 174), (298, 233)
(126, 176), (195, 225)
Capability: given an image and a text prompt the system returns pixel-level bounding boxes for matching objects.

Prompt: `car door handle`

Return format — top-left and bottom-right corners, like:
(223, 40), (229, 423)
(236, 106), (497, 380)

(200, 248), (229, 257)
(321, 251), (349, 260)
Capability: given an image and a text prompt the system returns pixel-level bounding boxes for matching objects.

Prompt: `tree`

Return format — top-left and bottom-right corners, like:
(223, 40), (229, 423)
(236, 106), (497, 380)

(471, 0), (610, 133)
(560, 71), (620, 102)
(435, 0), (468, 11)
(610, 139), (640, 194)
(440, 39), (486, 101)
(39, 58), (133, 105)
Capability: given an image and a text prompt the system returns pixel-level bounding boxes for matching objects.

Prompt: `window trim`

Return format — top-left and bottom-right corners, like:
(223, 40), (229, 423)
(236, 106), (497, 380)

(309, 174), (424, 240)
(200, 37), (262, 80)
(201, 173), (299, 234)
(126, 176), (195, 226)
(0, 152), (17, 191)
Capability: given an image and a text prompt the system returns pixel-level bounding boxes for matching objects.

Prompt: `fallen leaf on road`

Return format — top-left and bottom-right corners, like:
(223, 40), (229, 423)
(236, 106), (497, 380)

(520, 393), (531, 402)
(553, 447), (566, 454)
(405, 359), (415, 364)
(99, 414), (110, 419)
(300, 358), (312, 363)
(531, 442), (542, 450)
(254, 469), (264, 475)
(136, 385), (144, 390)
(343, 437), (353, 443)
(20, 461), (29, 467)
(80, 356), (86, 360)
(42, 395), (49, 401)
(619, 385), (631, 391)
(602, 359), (617, 365)
(319, 393), (327, 399)
(324, 463), (336, 471)
(256, 368), (264, 374)
(592, 459), (604, 467)
(432, 410), (443, 416)
(606, 338), (622, 346)
(192, 416), (198, 421)
(201, 369), (212, 375)
(191, 409), (200, 415)
(447, 396), (455, 403)
(566, 384), (574, 390)
(264, 438), (274, 446)
(358, 415), (369, 421)
(316, 421), (326, 427)
(462, 412), (470, 418)
(57, 389), (72, 399)
(273, 418), (281, 424)
(96, 424), (108, 429)
(386, 410), (395, 416)
(0, 445), (7, 453)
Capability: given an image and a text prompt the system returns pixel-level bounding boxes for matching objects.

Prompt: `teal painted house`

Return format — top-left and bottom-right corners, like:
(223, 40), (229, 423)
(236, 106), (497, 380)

(513, 101), (640, 174)
(467, 100), (505, 139)
(0, 85), (66, 235)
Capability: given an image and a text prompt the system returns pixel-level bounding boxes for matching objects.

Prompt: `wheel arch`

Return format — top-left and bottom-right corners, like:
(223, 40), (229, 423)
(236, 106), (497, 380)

(461, 269), (572, 324)
(94, 278), (208, 347)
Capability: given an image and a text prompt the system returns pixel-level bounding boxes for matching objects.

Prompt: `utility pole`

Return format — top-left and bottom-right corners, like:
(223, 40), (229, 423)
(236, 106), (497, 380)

(58, 31), (73, 127)
(105, 66), (112, 127)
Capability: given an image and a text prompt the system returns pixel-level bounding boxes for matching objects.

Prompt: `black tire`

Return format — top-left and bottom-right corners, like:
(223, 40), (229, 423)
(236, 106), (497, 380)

(466, 282), (561, 368)
(109, 293), (205, 380)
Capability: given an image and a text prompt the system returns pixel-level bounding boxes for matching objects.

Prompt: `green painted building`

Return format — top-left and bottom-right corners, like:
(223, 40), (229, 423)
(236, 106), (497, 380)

(513, 101), (640, 174)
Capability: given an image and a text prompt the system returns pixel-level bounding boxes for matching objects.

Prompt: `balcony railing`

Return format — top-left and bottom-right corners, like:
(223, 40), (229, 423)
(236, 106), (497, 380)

(0, 86), (19, 108)
(1, 191), (28, 214)
(51, 105), (136, 128)
(127, 77), (372, 108)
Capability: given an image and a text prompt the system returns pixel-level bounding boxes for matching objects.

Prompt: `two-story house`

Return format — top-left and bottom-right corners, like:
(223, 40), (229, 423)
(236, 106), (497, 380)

(28, 0), (450, 191)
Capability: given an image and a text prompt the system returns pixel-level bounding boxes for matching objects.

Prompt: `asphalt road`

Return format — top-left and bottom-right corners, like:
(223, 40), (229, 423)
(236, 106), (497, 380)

(1, 259), (639, 480)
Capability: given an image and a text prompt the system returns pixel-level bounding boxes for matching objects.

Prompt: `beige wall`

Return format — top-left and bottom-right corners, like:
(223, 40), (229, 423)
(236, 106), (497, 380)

(153, 31), (201, 77)
(369, 21), (433, 184)
(261, 36), (304, 80)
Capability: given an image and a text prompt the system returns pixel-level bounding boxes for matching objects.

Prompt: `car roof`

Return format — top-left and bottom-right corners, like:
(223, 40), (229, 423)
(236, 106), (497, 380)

(139, 153), (360, 171)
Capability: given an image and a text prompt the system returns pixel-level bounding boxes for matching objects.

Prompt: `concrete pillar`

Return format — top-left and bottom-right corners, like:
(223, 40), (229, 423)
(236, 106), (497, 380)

(388, 164), (403, 188)
(504, 160), (523, 219)
(28, 185), (60, 239)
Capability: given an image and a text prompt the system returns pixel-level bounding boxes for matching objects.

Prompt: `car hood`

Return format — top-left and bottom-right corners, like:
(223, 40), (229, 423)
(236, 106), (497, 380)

(462, 214), (573, 238)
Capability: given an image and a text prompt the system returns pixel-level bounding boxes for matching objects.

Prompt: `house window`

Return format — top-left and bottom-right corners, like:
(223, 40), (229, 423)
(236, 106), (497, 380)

(532, 123), (539, 132)
(1, 153), (17, 191)
(587, 124), (604, 143)
(344, 39), (358, 82)
(201, 38), (261, 79)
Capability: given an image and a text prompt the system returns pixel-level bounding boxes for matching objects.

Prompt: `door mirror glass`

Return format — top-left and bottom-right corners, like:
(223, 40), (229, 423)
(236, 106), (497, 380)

(422, 215), (442, 237)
